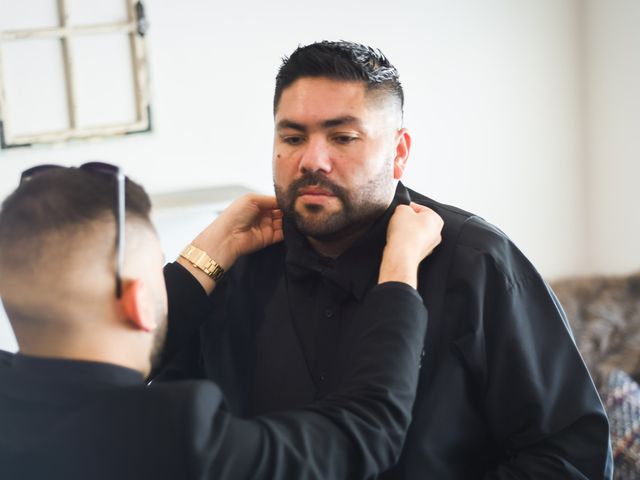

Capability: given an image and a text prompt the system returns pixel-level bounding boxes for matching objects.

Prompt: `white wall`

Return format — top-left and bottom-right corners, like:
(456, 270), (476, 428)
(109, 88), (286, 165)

(583, 0), (640, 274)
(0, 0), (588, 277)
(1, 0), (638, 350)
(399, 0), (587, 279)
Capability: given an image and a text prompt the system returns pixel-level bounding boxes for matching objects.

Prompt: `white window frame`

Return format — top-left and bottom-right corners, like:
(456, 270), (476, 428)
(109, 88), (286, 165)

(0, 0), (151, 149)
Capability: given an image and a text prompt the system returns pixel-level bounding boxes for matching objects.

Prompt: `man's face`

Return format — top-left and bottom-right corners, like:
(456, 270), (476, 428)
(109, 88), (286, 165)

(273, 77), (408, 241)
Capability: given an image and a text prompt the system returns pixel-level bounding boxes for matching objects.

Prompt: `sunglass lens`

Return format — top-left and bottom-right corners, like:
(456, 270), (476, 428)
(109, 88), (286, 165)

(81, 162), (120, 176)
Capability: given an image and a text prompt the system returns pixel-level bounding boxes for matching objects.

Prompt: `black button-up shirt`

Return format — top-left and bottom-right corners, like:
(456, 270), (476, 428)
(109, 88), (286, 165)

(162, 182), (613, 479)
(247, 190), (398, 412)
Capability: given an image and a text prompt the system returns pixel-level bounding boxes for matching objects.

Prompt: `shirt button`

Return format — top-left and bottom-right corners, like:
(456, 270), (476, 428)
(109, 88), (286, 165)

(319, 374), (326, 382)
(324, 308), (333, 318)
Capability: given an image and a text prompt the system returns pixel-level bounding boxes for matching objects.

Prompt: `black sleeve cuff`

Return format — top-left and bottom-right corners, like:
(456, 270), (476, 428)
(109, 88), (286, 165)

(370, 281), (425, 304)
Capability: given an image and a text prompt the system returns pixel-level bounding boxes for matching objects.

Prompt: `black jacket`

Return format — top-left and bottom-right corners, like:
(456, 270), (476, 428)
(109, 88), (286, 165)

(0, 279), (427, 479)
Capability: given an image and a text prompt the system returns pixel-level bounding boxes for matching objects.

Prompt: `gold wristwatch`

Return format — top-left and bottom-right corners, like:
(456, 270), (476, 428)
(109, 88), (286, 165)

(179, 245), (225, 282)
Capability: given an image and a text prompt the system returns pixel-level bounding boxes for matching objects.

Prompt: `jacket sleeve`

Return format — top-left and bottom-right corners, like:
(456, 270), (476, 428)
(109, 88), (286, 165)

(451, 221), (613, 479)
(149, 262), (213, 381)
(189, 282), (427, 480)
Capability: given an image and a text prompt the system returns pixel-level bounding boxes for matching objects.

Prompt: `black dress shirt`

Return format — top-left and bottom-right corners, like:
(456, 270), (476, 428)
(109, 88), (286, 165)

(0, 275), (428, 479)
(159, 182), (613, 479)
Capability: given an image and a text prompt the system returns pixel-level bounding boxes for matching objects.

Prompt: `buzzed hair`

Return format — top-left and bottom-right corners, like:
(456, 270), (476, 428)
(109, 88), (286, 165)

(273, 40), (404, 116)
(0, 167), (151, 274)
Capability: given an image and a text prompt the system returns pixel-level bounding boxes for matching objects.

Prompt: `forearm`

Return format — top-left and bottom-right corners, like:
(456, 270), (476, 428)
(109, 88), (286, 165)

(177, 194), (283, 295)
(207, 282), (428, 480)
(378, 246), (420, 288)
(176, 238), (237, 295)
(300, 282), (428, 476)
(149, 262), (213, 380)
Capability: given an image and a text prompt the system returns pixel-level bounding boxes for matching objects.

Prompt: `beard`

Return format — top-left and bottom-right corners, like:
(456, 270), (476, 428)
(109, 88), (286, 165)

(274, 168), (394, 242)
(149, 307), (168, 372)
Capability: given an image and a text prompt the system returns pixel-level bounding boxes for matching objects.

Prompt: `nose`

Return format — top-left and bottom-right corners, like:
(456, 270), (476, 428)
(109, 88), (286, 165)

(299, 137), (332, 174)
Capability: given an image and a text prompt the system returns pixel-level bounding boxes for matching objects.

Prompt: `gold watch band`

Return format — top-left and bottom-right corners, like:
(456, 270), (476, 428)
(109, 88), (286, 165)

(179, 245), (225, 282)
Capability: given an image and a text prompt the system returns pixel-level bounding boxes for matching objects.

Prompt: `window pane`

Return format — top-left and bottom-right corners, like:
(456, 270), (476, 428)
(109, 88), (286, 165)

(0, 0), (59, 31)
(72, 32), (137, 128)
(66, 0), (128, 26)
(1, 38), (70, 136)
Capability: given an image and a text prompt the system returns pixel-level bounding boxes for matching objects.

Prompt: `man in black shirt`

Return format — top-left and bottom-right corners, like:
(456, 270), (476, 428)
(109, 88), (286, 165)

(160, 41), (613, 478)
(0, 164), (444, 479)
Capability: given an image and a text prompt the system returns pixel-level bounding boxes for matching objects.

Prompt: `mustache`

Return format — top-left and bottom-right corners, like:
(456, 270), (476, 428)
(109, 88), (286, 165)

(288, 172), (347, 200)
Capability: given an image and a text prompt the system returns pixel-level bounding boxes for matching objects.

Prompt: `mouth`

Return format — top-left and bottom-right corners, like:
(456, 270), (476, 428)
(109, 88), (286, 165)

(298, 186), (334, 197)
(296, 185), (337, 206)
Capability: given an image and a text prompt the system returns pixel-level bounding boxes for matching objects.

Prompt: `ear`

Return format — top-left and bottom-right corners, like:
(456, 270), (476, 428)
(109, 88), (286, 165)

(120, 279), (156, 332)
(393, 128), (411, 180)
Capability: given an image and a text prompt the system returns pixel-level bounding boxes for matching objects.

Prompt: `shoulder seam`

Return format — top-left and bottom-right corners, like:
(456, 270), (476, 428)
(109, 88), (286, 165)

(455, 218), (537, 293)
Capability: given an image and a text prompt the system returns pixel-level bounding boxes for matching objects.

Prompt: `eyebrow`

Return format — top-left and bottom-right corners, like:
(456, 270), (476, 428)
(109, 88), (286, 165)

(276, 115), (362, 132)
(322, 115), (361, 129)
(276, 119), (306, 131)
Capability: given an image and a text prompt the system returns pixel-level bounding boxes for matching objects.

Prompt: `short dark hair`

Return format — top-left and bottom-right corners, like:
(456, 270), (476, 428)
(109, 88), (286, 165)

(274, 40), (404, 115)
(0, 167), (151, 269)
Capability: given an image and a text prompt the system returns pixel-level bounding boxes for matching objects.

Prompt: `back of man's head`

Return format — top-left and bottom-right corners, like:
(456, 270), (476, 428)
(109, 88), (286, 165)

(0, 166), (161, 364)
(273, 40), (404, 116)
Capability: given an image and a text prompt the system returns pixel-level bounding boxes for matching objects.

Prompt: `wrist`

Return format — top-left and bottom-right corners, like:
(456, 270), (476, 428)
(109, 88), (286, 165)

(190, 238), (236, 271)
(378, 247), (420, 289)
(382, 245), (421, 271)
(176, 256), (215, 293)
(177, 243), (229, 295)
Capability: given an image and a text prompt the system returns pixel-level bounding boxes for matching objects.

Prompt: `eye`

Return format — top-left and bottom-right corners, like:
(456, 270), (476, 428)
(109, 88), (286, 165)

(281, 135), (305, 146)
(333, 135), (358, 145)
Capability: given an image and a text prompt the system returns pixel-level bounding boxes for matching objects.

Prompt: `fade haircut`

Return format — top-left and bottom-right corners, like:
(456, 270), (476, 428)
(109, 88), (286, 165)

(0, 167), (151, 273)
(274, 40), (404, 116)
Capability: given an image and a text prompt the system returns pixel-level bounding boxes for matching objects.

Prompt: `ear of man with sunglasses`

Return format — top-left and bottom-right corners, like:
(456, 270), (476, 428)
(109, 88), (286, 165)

(0, 163), (443, 480)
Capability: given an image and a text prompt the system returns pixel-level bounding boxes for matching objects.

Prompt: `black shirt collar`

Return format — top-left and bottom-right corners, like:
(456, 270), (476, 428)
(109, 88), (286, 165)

(9, 353), (144, 387)
(284, 182), (411, 302)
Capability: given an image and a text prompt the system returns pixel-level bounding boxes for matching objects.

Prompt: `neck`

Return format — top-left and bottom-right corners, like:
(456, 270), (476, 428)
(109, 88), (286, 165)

(306, 223), (371, 259)
(304, 199), (397, 258)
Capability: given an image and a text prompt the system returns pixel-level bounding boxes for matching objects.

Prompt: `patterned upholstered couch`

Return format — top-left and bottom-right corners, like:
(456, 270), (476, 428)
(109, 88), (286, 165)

(551, 272), (640, 479)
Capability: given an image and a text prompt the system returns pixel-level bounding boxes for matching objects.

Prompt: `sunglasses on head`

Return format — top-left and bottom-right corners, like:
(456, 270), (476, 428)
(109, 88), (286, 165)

(20, 162), (126, 299)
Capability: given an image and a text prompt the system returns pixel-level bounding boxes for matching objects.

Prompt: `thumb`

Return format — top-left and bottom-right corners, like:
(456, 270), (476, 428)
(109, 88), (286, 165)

(409, 202), (429, 213)
(248, 194), (279, 210)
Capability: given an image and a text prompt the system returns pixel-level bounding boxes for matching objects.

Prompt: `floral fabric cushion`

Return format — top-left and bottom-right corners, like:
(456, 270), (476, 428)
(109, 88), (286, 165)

(601, 369), (640, 479)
